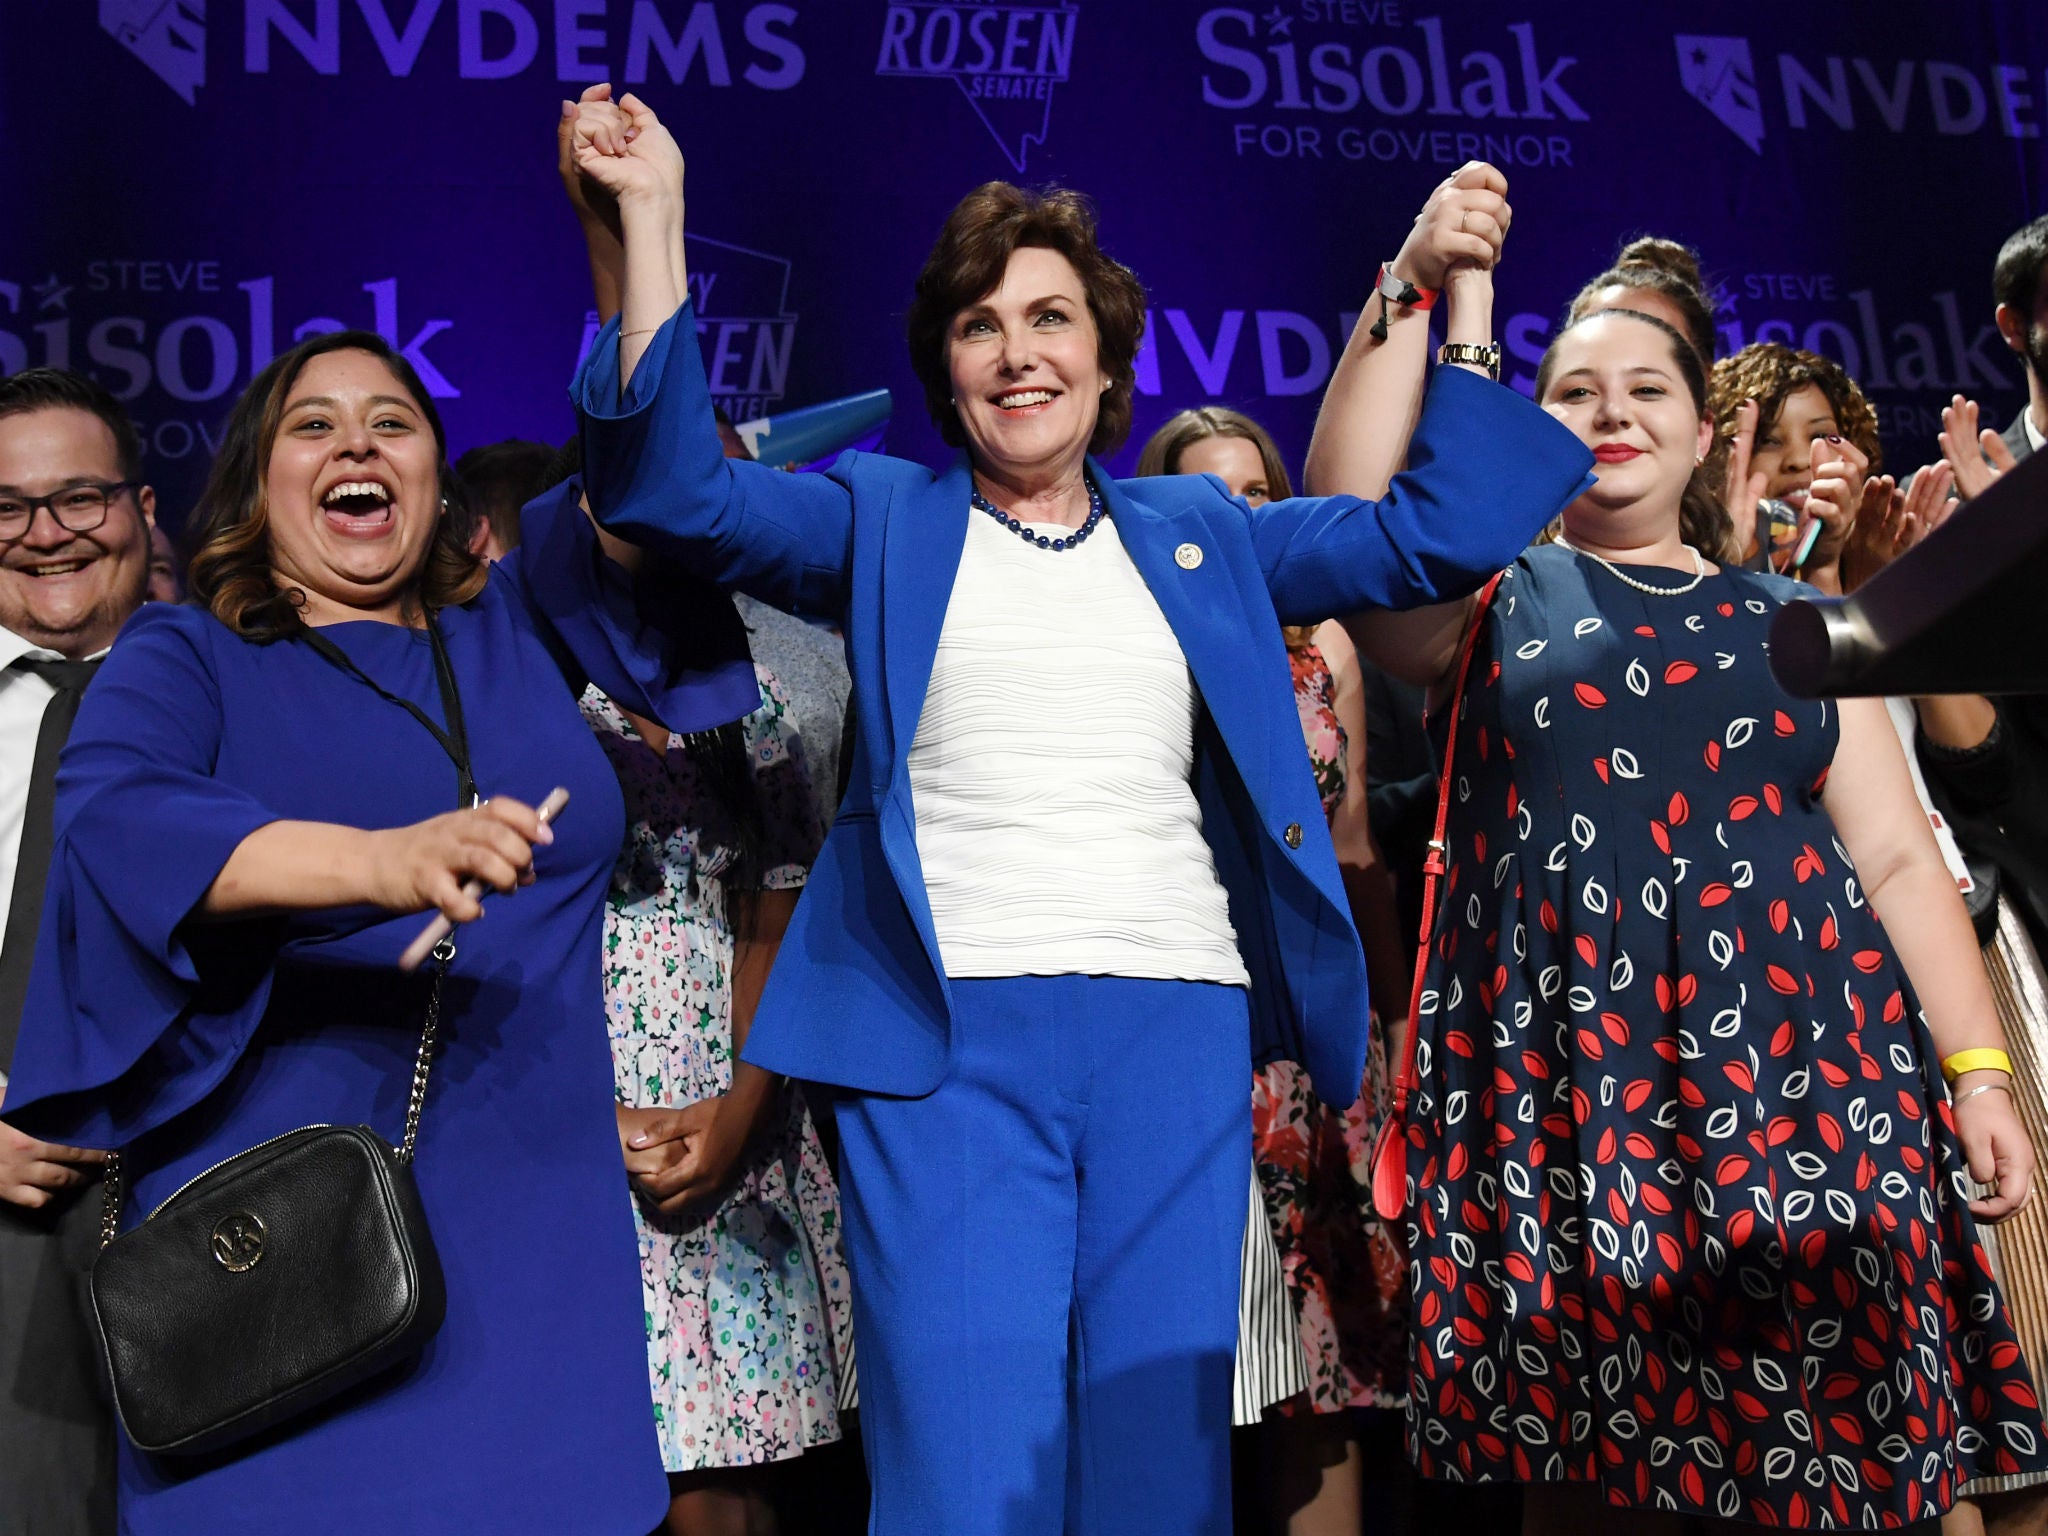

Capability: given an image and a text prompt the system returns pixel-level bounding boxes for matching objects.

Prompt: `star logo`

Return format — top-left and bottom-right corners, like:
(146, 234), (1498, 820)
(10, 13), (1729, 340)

(1262, 7), (1293, 37)
(32, 275), (73, 313)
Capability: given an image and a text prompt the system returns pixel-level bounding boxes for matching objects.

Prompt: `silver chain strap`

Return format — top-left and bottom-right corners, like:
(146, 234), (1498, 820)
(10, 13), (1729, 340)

(99, 1145), (123, 1248)
(398, 938), (454, 1167)
(98, 938), (454, 1245)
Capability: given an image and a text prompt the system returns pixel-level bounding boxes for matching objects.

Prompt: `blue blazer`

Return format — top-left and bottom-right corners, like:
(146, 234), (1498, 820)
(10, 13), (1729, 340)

(575, 305), (1593, 1105)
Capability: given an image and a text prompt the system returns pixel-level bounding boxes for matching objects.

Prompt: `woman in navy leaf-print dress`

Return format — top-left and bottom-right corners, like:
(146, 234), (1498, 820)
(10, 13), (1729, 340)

(1341, 306), (2048, 1531)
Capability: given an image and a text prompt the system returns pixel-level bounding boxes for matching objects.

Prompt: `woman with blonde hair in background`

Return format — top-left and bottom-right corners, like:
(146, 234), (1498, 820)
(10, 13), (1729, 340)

(1139, 407), (1413, 1536)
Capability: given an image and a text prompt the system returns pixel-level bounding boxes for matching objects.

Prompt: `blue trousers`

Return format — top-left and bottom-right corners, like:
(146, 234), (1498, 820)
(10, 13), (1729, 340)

(836, 975), (1250, 1536)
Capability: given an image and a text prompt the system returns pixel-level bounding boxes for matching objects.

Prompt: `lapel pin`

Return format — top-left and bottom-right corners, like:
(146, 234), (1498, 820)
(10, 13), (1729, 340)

(1174, 542), (1204, 570)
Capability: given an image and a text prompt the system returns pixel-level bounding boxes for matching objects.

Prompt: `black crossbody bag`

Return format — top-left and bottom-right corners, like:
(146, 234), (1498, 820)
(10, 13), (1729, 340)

(90, 617), (478, 1457)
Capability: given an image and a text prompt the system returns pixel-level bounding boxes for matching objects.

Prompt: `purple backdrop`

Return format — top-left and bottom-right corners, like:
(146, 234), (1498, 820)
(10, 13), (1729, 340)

(6, 1), (2048, 527)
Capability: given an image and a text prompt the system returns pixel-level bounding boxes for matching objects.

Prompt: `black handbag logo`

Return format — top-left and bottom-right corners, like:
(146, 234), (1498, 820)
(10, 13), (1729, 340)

(209, 1213), (267, 1272)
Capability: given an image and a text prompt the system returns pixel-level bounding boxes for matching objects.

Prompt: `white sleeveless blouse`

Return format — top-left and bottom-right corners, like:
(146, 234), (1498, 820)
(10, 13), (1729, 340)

(906, 508), (1249, 986)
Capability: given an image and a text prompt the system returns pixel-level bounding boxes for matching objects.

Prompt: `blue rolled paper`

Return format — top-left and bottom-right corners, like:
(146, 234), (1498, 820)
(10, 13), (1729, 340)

(737, 388), (893, 471)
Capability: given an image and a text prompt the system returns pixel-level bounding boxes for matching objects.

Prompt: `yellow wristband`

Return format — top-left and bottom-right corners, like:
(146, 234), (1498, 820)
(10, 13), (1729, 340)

(1942, 1048), (2014, 1083)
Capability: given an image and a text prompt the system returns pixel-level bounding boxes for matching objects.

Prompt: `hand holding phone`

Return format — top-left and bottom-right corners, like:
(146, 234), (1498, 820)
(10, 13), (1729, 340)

(398, 787), (571, 972)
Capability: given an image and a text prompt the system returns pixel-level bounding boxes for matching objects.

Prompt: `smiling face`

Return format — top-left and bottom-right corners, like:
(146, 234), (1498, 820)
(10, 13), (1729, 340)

(1176, 433), (1274, 505)
(946, 245), (1109, 483)
(1541, 313), (1713, 543)
(1749, 383), (1841, 517)
(0, 406), (153, 658)
(262, 349), (445, 624)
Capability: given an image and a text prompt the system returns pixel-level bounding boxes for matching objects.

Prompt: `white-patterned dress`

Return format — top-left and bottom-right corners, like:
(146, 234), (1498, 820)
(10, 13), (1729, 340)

(582, 666), (856, 1473)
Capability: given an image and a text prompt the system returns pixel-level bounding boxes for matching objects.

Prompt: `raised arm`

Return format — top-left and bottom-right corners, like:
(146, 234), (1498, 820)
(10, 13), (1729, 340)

(559, 85), (626, 326)
(1304, 162), (1509, 501)
(1305, 165), (1548, 690)
(564, 91), (856, 618)
(1238, 341), (1590, 632)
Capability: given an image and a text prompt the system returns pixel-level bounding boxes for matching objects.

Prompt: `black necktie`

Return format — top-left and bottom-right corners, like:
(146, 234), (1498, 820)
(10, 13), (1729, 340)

(0, 657), (99, 1074)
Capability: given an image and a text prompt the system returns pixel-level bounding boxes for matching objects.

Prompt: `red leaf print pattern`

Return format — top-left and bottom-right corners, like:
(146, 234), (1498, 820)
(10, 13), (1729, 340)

(1397, 549), (2048, 1524)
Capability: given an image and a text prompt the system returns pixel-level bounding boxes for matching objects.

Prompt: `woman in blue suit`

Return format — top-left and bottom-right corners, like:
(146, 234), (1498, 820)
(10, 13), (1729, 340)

(568, 99), (1591, 1536)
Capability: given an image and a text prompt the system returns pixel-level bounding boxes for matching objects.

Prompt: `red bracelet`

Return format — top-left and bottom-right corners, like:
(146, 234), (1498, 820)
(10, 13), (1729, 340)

(1369, 265), (1440, 341)
(1376, 265), (1440, 311)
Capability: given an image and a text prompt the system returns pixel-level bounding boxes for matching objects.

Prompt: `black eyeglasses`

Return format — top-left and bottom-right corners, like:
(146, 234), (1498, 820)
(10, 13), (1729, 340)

(0, 481), (140, 543)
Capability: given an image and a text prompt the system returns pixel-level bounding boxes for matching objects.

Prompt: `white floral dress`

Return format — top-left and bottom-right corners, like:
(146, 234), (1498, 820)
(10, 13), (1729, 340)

(582, 666), (856, 1473)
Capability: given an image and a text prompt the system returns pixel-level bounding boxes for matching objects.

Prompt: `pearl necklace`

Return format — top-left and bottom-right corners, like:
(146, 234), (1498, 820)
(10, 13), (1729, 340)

(1554, 536), (1706, 596)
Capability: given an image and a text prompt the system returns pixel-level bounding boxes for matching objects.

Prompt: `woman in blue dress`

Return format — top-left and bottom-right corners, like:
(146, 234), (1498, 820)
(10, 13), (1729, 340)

(2, 329), (763, 1533)
(565, 100), (1589, 1534)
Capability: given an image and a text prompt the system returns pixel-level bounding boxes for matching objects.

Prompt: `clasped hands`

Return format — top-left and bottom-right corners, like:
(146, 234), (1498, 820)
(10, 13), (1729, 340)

(565, 82), (684, 213)
(1389, 160), (1513, 295)
(616, 1068), (780, 1216)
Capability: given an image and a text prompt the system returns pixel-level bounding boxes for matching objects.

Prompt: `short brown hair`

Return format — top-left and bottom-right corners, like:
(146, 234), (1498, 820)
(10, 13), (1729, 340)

(186, 330), (484, 641)
(905, 183), (1147, 456)
(454, 438), (554, 554)
(0, 368), (145, 482)
(1709, 343), (1883, 476)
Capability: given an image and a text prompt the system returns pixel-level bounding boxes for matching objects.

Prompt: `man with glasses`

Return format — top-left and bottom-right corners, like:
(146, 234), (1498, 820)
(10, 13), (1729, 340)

(0, 368), (154, 1536)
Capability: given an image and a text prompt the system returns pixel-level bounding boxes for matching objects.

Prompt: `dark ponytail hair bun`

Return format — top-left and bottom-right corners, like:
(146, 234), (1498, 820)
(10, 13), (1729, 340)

(1614, 237), (1706, 296)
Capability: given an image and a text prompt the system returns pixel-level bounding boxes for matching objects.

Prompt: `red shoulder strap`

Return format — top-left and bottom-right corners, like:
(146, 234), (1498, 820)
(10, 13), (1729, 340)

(1370, 572), (1503, 1220)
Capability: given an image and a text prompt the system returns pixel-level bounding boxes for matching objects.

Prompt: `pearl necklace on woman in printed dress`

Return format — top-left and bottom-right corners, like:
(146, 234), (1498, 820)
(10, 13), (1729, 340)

(1553, 534), (1707, 596)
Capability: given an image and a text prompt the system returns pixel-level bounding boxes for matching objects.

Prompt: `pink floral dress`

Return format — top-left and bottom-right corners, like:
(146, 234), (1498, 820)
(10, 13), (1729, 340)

(1249, 643), (1409, 1413)
(583, 666), (856, 1473)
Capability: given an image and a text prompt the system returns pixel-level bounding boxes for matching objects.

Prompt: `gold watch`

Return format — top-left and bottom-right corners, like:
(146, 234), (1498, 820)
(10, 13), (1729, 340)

(1438, 341), (1500, 379)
